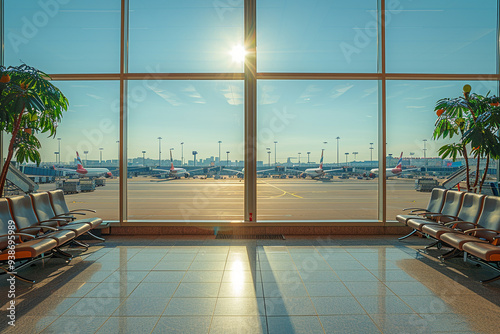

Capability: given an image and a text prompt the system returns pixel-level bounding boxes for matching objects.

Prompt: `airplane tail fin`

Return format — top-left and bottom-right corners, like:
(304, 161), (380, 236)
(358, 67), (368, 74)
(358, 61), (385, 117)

(170, 150), (174, 171)
(396, 152), (403, 169)
(76, 151), (84, 169)
(76, 151), (88, 174)
(319, 149), (324, 169)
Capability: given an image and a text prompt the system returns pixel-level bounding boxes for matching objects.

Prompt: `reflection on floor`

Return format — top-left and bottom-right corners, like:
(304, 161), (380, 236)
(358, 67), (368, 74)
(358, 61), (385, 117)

(1, 235), (500, 333)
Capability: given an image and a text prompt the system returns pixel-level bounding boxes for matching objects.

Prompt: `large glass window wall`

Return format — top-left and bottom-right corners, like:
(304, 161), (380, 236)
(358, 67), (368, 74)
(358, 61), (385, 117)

(2, 0), (499, 224)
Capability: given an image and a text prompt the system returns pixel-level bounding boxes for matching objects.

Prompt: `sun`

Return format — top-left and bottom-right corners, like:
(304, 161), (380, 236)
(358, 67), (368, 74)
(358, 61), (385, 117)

(230, 45), (247, 63)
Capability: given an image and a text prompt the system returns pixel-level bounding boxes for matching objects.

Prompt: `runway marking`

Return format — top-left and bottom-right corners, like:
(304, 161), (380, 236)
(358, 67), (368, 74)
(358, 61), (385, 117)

(258, 180), (303, 199)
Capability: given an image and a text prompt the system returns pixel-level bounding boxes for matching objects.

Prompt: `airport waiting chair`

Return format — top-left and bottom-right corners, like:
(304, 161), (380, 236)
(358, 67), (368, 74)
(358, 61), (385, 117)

(0, 198), (63, 283)
(421, 192), (485, 240)
(396, 188), (447, 240)
(7, 195), (76, 251)
(30, 192), (103, 245)
(462, 237), (500, 283)
(437, 196), (500, 258)
(406, 190), (465, 234)
(48, 189), (97, 222)
(47, 190), (104, 241)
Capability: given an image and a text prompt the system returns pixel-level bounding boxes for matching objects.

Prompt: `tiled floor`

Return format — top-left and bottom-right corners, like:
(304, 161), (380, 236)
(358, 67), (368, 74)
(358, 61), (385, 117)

(2, 235), (500, 333)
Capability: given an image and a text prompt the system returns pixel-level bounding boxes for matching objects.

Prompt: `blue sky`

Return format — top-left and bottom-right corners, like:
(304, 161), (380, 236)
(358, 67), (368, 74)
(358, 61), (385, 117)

(2, 0), (499, 164)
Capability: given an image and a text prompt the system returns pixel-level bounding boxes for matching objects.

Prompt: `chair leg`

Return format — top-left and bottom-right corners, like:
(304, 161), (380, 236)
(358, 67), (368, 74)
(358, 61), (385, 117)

(86, 231), (105, 242)
(438, 248), (460, 260)
(52, 248), (72, 260)
(398, 229), (417, 241)
(425, 240), (440, 249)
(72, 240), (89, 249)
(0, 267), (36, 284)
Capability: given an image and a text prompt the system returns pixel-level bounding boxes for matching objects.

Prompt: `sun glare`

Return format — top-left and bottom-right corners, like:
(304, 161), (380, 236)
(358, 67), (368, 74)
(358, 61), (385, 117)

(230, 45), (247, 63)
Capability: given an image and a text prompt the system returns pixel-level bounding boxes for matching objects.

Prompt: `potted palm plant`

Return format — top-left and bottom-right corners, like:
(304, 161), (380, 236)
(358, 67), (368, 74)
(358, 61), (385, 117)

(0, 64), (69, 196)
(433, 84), (500, 193)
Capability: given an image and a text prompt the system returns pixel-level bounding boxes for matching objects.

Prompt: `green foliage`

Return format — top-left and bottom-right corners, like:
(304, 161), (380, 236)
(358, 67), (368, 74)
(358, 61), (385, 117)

(433, 91), (500, 160)
(0, 64), (68, 165)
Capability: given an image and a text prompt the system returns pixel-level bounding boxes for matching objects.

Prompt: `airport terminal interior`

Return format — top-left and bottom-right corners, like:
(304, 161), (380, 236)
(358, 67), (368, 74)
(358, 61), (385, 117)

(2, 0), (500, 333)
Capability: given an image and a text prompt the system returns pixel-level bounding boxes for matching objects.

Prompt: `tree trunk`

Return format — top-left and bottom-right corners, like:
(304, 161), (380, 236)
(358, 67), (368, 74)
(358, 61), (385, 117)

(463, 146), (471, 192)
(478, 154), (490, 194)
(0, 107), (25, 196)
(472, 151), (481, 192)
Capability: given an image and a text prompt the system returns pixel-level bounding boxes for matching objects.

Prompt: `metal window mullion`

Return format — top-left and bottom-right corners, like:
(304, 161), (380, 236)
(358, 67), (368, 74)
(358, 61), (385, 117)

(244, 0), (257, 222)
(378, 0), (387, 223)
(119, 0), (129, 223)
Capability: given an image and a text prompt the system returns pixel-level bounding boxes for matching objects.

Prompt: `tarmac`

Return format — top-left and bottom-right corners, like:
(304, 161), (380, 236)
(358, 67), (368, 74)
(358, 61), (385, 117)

(39, 177), (431, 222)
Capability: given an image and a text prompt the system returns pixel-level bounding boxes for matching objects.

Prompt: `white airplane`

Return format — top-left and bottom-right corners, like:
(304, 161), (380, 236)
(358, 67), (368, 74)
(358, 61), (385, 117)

(367, 152), (419, 177)
(153, 150), (190, 178)
(53, 152), (113, 178)
(300, 149), (343, 179)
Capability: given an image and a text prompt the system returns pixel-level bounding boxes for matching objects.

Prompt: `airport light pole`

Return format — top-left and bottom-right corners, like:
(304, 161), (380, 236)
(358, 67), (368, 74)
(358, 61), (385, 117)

(352, 152), (358, 161)
(57, 138), (61, 163)
(157, 137), (162, 167)
(298, 152), (301, 165)
(307, 152), (311, 164)
(267, 149), (271, 166)
(336, 137), (340, 166)
(274, 141), (278, 166)
(142, 151), (146, 166)
(226, 151), (230, 166)
(170, 148), (174, 164)
(192, 151), (198, 167)
(369, 142), (374, 166)
(423, 139), (428, 171)
(218, 141), (222, 166)
(99, 148), (104, 164)
(54, 152), (58, 163)
(84, 151), (89, 165)
(181, 142), (184, 165)
(345, 152), (349, 165)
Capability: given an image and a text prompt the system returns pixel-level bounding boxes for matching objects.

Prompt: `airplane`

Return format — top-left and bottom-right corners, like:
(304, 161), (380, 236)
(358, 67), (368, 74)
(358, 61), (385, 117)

(53, 152), (113, 178)
(366, 152), (420, 178)
(299, 149), (343, 179)
(152, 150), (190, 179)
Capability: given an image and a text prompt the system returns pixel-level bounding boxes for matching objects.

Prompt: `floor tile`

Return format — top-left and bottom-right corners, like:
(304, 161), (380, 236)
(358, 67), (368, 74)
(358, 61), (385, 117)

(143, 271), (186, 283)
(173, 282), (221, 298)
(153, 316), (211, 334)
(344, 281), (395, 297)
(356, 295), (415, 314)
(267, 315), (324, 334)
(97, 316), (159, 333)
(85, 282), (139, 298)
(164, 297), (216, 316)
(182, 270), (223, 283)
(263, 282), (309, 297)
(218, 282), (264, 298)
(103, 271), (150, 284)
(112, 297), (169, 316)
(210, 316), (267, 334)
(1, 316), (57, 334)
(128, 282), (178, 298)
(265, 297), (316, 316)
(40, 316), (108, 334)
(320, 314), (381, 333)
(304, 282), (352, 297)
(311, 296), (365, 315)
(63, 297), (123, 317)
(214, 297), (265, 316)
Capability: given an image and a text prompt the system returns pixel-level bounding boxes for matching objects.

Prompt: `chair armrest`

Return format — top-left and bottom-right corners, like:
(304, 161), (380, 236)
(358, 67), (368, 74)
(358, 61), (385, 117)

(0, 233), (36, 239)
(403, 207), (427, 212)
(444, 221), (476, 230)
(17, 226), (59, 233)
(464, 228), (500, 234)
(67, 209), (96, 214)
